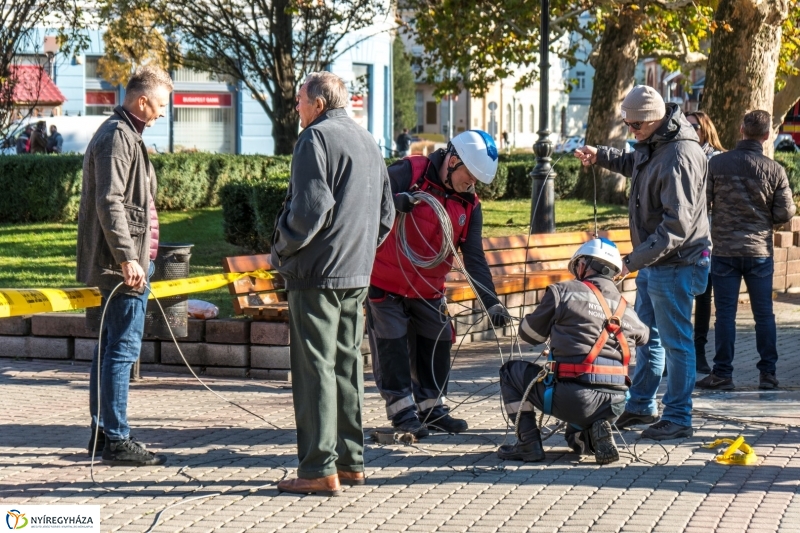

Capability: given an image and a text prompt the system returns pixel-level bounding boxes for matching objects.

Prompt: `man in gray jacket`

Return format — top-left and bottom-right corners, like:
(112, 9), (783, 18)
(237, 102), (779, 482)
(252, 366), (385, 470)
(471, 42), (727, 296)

(697, 110), (796, 391)
(271, 72), (394, 496)
(77, 66), (172, 466)
(575, 85), (711, 440)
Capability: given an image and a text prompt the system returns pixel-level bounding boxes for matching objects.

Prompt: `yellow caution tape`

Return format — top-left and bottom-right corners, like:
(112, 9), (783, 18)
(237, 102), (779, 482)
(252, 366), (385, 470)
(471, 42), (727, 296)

(0, 270), (273, 318)
(703, 436), (759, 466)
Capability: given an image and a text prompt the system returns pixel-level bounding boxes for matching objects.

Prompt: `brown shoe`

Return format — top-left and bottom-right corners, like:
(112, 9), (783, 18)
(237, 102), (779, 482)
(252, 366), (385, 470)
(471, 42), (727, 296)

(277, 474), (340, 496)
(337, 470), (365, 486)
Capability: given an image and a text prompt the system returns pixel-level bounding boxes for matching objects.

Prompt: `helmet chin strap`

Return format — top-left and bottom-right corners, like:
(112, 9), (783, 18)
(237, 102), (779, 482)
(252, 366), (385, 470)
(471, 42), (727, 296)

(444, 145), (464, 190)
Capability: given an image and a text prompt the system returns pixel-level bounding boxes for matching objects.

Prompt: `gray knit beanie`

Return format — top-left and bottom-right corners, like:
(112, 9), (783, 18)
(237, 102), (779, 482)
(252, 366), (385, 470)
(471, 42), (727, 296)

(621, 85), (666, 122)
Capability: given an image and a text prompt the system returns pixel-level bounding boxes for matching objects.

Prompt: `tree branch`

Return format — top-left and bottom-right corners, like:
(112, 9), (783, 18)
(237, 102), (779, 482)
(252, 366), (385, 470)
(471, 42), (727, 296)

(773, 56), (800, 129)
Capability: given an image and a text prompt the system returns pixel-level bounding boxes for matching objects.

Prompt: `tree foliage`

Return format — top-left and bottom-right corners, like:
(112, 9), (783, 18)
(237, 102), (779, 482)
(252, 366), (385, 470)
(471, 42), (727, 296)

(96, 1), (180, 87)
(393, 36), (417, 133)
(0, 0), (88, 140)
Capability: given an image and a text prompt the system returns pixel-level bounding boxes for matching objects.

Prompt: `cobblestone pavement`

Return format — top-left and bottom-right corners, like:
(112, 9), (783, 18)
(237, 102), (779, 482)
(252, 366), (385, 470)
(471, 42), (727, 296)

(2, 295), (800, 533)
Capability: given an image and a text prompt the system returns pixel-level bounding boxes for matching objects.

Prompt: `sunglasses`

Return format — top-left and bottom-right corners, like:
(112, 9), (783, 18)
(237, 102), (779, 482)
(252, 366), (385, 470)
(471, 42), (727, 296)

(689, 123), (701, 130)
(622, 119), (644, 130)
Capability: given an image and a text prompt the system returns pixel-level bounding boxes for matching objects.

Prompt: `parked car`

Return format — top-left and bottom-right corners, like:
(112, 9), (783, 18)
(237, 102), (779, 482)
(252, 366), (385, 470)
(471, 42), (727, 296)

(775, 133), (799, 153)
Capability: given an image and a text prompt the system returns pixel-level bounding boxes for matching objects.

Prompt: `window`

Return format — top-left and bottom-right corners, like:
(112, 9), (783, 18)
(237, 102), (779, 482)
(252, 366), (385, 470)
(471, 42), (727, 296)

(85, 91), (116, 116)
(351, 64), (371, 131)
(173, 68), (215, 83)
(561, 106), (567, 137)
(529, 105), (535, 132)
(426, 101), (437, 125)
(174, 107), (235, 153)
(84, 57), (102, 79)
(517, 104), (523, 133)
(576, 71), (586, 90)
(505, 104), (512, 134)
(415, 91), (424, 132)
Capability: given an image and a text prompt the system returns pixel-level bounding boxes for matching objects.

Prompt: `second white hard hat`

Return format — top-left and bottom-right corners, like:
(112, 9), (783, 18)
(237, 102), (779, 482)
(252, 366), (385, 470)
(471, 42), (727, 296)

(568, 238), (623, 277)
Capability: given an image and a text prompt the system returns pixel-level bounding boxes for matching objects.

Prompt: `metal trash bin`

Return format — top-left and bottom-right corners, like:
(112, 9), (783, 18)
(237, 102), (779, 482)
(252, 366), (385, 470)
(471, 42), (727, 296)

(145, 242), (194, 339)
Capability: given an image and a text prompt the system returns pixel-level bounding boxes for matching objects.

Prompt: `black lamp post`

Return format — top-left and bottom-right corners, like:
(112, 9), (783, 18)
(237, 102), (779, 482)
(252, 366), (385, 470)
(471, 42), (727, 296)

(529, 0), (556, 233)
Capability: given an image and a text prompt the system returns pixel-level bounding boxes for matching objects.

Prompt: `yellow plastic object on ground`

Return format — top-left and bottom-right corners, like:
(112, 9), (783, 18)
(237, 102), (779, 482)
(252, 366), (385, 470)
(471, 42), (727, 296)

(0, 270), (273, 318)
(703, 436), (759, 466)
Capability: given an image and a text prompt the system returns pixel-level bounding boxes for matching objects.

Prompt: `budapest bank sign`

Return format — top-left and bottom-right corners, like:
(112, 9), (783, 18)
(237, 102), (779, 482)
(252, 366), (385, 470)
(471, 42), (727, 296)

(174, 93), (232, 108)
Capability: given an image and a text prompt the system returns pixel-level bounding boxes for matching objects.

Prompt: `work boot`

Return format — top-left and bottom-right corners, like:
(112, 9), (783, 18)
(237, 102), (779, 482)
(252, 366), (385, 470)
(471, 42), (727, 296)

(590, 420), (619, 465)
(641, 420), (693, 440)
(696, 373), (734, 390)
(759, 373), (779, 390)
(102, 437), (165, 467)
(614, 410), (659, 429)
(392, 417), (429, 439)
(337, 470), (365, 486)
(427, 414), (468, 434)
(497, 428), (545, 462)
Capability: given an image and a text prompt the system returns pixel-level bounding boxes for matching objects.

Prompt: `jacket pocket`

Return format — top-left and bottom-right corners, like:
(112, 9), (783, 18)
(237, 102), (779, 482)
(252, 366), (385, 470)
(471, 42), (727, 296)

(123, 203), (147, 262)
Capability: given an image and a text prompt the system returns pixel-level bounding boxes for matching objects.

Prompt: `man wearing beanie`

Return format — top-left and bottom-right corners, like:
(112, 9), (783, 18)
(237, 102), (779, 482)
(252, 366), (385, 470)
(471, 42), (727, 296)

(574, 85), (710, 440)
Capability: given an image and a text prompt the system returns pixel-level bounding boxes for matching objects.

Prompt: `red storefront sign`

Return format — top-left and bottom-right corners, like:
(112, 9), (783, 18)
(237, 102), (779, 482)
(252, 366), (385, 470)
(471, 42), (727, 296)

(86, 91), (117, 105)
(174, 93), (232, 107)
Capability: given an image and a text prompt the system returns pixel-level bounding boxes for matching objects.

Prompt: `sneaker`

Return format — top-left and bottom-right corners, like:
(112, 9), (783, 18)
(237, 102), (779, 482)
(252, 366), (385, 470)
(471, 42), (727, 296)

(695, 373), (734, 390)
(102, 437), (166, 466)
(614, 410), (660, 429)
(393, 418), (429, 439)
(590, 420), (619, 465)
(641, 420), (693, 440)
(427, 414), (468, 434)
(759, 373), (779, 390)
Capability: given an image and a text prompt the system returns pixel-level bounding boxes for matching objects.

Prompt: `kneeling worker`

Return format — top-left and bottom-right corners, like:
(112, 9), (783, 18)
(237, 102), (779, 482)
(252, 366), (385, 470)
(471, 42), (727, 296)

(498, 238), (649, 464)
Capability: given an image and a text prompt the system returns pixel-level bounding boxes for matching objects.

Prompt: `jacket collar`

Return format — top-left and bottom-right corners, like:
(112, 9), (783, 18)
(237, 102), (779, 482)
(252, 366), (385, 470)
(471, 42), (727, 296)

(734, 139), (764, 153)
(307, 107), (348, 128)
(112, 105), (143, 142)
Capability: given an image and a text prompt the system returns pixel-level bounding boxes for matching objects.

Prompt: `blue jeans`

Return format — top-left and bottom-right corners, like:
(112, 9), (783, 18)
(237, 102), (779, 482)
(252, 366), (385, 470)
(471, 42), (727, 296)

(89, 269), (152, 440)
(626, 261), (709, 426)
(711, 256), (777, 378)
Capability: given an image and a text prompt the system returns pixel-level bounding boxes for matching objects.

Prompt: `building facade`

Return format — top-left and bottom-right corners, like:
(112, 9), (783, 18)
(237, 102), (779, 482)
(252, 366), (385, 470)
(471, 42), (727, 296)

(24, 26), (394, 155)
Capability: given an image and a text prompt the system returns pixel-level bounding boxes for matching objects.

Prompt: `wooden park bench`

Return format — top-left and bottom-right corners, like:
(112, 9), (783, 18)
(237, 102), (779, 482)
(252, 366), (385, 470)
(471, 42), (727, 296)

(222, 229), (635, 325)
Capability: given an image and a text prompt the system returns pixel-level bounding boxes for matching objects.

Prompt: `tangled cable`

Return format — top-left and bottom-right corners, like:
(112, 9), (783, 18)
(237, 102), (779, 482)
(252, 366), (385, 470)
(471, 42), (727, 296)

(395, 190), (454, 269)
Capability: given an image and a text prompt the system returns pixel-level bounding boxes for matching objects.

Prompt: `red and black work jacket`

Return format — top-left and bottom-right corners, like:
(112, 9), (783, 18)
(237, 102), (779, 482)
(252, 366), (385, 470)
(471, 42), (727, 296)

(370, 151), (497, 304)
(518, 275), (650, 389)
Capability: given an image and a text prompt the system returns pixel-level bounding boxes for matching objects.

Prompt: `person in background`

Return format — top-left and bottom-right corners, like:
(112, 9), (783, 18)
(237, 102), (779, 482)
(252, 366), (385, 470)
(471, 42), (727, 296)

(685, 111), (725, 375)
(396, 128), (412, 157)
(697, 110), (796, 391)
(15, 125), (32, 154)
(47, 124), (64, 154)
(29, 121), (48, 154)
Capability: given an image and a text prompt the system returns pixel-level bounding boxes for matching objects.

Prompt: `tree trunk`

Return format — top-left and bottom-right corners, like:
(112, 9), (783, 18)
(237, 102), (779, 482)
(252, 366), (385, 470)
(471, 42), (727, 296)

(703, 0), (790, 154)
(574, 8), (642, 204)
(271, 0), (299, 155)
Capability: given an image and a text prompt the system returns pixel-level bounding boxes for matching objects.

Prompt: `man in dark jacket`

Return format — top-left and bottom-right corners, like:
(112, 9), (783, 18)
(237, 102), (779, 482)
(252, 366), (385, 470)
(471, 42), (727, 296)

(15, 125), (32, 154)
(395, 128), (412, 157)
(697, 110), (796, 391)
(575, 85), (711, 440)
(77, 66), (172, 466)
(498, 238), (648, 465)
(271, 72), (394, 496)
(367, 129), (511, 439)
(47, 125), (64, 153)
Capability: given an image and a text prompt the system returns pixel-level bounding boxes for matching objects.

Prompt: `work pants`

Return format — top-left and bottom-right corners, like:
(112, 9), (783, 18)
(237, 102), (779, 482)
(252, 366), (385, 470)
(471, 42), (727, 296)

(366, 287), (453, 425)
(499, 360), (626, 453)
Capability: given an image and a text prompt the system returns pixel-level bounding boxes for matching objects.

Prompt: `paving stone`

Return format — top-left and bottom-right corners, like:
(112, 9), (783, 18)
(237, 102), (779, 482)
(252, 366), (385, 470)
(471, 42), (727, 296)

(31, 312), (97, 338)
(251, 346), (291, 369)
(27, 336), (73, 359)
(160, 341), (248, 367)
(204, 318), (251, 344)
(0, 316), (31, 336)
(251, 321), (290, 346)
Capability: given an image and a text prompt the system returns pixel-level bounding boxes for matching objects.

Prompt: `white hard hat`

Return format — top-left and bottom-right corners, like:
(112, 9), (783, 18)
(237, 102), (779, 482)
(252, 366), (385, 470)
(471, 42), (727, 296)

(449, 129), (499, 184)
(568, 238), (623, 277)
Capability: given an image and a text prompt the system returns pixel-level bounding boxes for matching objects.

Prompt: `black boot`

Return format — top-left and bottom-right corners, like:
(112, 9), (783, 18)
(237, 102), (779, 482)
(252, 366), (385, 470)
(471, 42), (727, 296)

(497, 414), (545, 462)
(590, 419), (619, 465)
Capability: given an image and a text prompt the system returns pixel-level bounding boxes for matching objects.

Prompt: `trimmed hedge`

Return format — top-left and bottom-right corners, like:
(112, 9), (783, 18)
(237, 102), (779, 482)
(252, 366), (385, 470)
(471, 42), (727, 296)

(0, 153), (292, 223)
(500, 153), (581, 200)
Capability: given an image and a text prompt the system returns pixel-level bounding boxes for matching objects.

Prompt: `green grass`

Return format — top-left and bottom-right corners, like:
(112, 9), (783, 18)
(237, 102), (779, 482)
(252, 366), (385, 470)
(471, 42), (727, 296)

(0, 199), (628, 317)
(481, 198), (629, 237)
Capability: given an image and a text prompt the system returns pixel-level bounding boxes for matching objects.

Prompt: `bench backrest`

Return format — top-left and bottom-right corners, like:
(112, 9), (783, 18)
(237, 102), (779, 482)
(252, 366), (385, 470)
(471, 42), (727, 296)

(222, 254), (285, 315)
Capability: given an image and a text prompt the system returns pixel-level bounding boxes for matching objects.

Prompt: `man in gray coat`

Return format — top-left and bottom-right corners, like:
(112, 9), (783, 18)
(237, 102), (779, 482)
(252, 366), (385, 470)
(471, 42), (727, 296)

(271, 72), (394, 496)
(575, 85), (711, 440)
(77, 66), (172, 466)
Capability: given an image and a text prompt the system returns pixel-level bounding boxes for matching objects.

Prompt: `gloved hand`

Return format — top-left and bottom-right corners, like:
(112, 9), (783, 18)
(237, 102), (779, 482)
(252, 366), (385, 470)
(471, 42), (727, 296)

(394, 192), (420, 213)
(488, 303), (512, 328)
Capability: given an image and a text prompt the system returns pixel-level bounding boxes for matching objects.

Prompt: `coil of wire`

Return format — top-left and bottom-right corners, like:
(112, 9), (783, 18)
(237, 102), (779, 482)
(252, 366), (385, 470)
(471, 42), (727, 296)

(395, 190), (454, 269)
